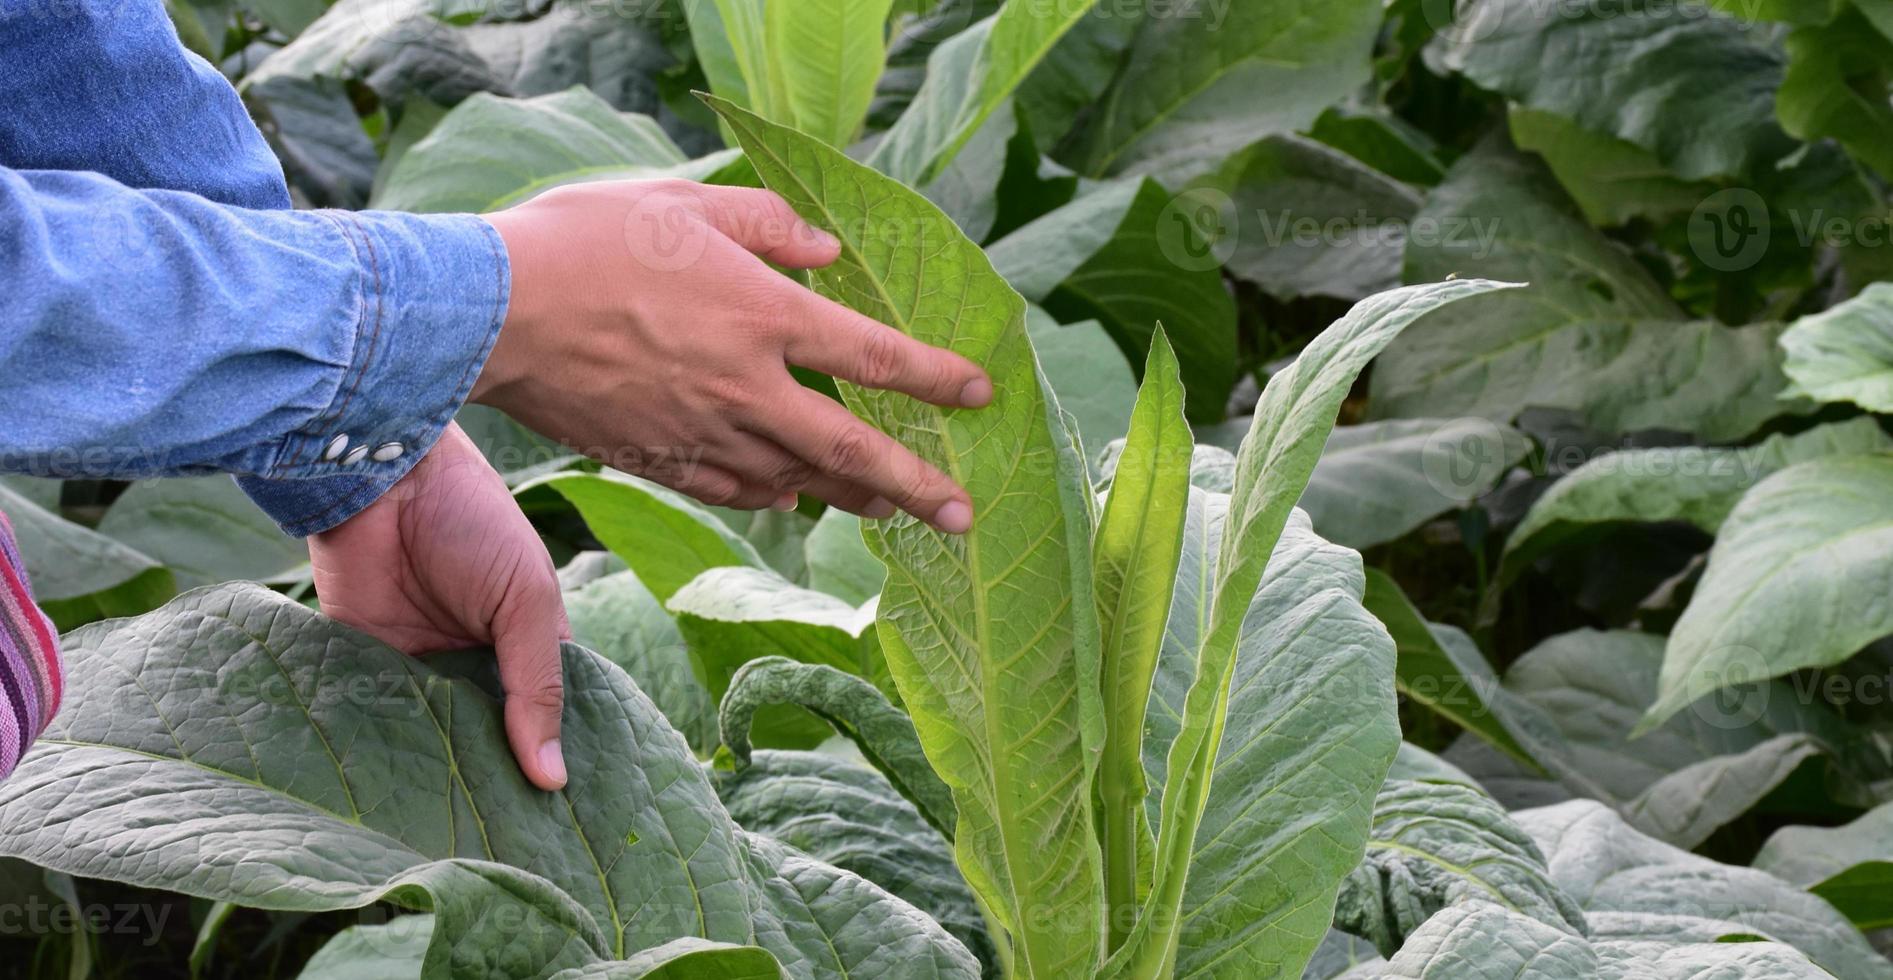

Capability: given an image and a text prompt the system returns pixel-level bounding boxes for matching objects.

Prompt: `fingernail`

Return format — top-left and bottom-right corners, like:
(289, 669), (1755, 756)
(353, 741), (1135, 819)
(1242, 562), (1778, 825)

(772, 492), (799, 512)
(863, 497), (896, 519)
(813, 228), (841, 250)
(959, 377), (993, 408)
(538, 740), (567, 788)
(934, 500), (973, 534)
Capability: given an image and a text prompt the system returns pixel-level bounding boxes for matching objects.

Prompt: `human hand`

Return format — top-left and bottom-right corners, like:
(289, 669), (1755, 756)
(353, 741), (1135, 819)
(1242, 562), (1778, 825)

(475, 180), (991, 533)
(308, 423), (571, 790)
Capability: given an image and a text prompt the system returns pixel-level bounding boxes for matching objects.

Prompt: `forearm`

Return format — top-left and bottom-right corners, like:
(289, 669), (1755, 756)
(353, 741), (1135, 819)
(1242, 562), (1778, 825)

(0, 167), (509, 531)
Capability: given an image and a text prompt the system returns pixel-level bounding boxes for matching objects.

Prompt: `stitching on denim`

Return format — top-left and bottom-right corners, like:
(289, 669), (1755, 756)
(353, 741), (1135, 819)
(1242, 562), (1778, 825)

(279, 211), (371, 474)
(312, 211), (387, 457)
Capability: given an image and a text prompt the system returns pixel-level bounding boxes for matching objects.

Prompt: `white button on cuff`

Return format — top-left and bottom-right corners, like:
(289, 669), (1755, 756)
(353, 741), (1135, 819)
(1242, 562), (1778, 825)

(340, 446), (370, 466)
(371, 443), (405, 463)
(322, 434), (351, 462)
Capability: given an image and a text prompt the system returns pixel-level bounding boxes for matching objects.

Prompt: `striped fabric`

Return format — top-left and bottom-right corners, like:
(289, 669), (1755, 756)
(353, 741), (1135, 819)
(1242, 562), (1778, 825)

(0, 510), (61, 778)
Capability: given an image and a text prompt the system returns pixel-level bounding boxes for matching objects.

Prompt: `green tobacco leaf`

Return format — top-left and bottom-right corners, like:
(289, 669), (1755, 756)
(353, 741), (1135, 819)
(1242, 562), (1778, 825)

(1061, 0), (1381, 183)
(1755, 802), (1893, 929)
(989, 180), (1239, 422)
(1501, 629), (1883, 850)
(669, 565), (885, 696)
(0, 477), (59, 512)
(718, 657), (953, 837)
(458, 405), (581, 485)
(710, 95), (1107, 978)
(868, 2), (1093, 186)
(1302, 929), (1382, 980)
(1092, 330), (1192, 945)
(1028, 309), (1138, 455)
(1498, 418), (1893, 590)
(714, 750), (992, 969)
(1434, 0), (1793, 182)
(1307, 104), (1447, 187)
(1206, 134), (1422, 301)
(564, 569), (715, 754)
(0, 585), (977, 979)
(374, 89), (699, 213)
(1362, 569), (1534, 766)
(1301, 418), (1528, 550)
(1506, 108), (1712, 228)
(1372, 901), (1594, 978)
(764, 0), (894, 146)
(298, 916), (432, 980)
(1124, 280), (1513, 979)
(1370, 137), (1797, 441)
(97, 477), (307, 591)
(1778, 9), (1893, 180)
(801, 509), (883, 606)
(519, 470), (765, 604)
(1780, 281), (1893, 411)
(1517, 801), (1893, 980)
(1386, 742), (1480, 789)
(1645, 453), (1893, 730)
(0, 484), (174, 632)
(546, 938), (789, 979)
(1335, 780), (1585, 957)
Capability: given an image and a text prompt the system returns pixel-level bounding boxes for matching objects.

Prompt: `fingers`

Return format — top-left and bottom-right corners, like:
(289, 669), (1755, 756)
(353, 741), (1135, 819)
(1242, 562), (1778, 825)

(800, 474), (895, 519)
(779, 296), (993, 409)
(696, 186), (840, 269)
(665, 460), (786, 512)
(493, 573), (571, 792)
(764, 388), (973, 533)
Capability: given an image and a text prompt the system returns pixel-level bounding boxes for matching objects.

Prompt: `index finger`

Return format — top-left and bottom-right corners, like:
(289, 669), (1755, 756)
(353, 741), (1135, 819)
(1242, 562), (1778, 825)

(778, 291), (993, 409)
(764, 387), (974, 534)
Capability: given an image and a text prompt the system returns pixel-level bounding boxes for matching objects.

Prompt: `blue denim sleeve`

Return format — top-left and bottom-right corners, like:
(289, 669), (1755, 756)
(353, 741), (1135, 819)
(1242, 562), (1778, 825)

(0, 167), (510, 535)
(0, 0), (510, 535)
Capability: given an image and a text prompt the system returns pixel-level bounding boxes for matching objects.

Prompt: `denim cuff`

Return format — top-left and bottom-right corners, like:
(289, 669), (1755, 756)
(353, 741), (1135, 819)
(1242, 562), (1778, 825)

(238, 211), (510, 536)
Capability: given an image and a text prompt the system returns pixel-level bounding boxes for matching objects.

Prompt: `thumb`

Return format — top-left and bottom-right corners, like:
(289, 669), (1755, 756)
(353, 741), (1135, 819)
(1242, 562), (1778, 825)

(494, 576), (570, 791)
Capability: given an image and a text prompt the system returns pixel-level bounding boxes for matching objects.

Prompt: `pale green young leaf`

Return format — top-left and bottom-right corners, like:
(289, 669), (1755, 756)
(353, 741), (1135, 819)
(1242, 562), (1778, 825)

(867, 2), (1093, 186)
(1092, 328), (1192, 947)
(764, 0), (895, 147)
(1755, 802), (1893, 930)
(801, 509), (884, 606)
(668, 566), (885, 700)
(98, 477), (308, 591)
(1121, 280), (1513, 978)
(1301, 418), (1528, 550)
(708, 94), (1106, 978)
(1644, 453), (1893, 730)
(517, 469), (765, 604)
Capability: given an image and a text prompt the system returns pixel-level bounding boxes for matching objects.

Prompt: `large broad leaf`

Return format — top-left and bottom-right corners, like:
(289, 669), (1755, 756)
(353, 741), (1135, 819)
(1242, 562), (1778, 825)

(1334, 780), (1585, 957)
(298, 916), (433, 980)
(1367, 899), (1833, 979)
(1370, 137), (1797, 441)
(1203, 134), (1422, 301)
(1028, 309), (1139, 455)
(96, 477), (308, 591)
(1300, 418), (1527, 550)
(1121, 280), (1514, 979)
(1432, 0), (1793, 182)
(1091, 331), (1192, 944)
(1779, 281), (1893, 411)
(0, 584), (977, 979)
(1498, 418), (1893, 592)
(1059, 0), (1382, 183)
(718, 656), (953, 837)
(1516, 800), (1893, 980)
(988, 181), (1239, 422)
(1644, 453), (1893, 730)
(868, 2), (1094, 186)
(1498, 629), (1884, 849)
(1505, 108), (1712, 228)
(1778, 8), (1893, 180)
(714, 750), (993, 970)
(563, 569), (716, 754)
(0, 485), (174, 632)
(374, 89), (701, 213)
(519, 470), (766, 604)
(1755, 802), (1893, 930)
(710, 95), (1107, 978)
